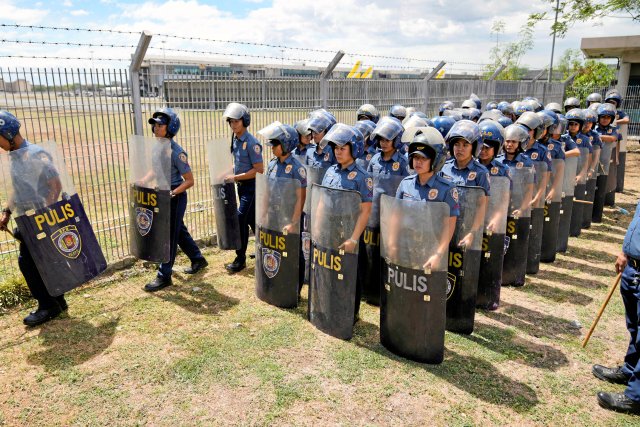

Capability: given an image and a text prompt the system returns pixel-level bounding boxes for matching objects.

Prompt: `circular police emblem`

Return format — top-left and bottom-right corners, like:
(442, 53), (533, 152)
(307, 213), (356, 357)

(516, 162), (523, 169)
(468, 171), (477, 180)
(301, 232), (310, 261)
(607, 129), (612, 134)
(51, 225), (82, 259)
(178, 152), (188, 163)
(366, 177), (373, 191)
(135, 207), (153, 237)
(451, 187), (459, 202)
(285, 164), (293, 174)
(577, 138), (582, 145)
(548, 144), (554, 150)
(324, 153), (329, 161)
(392, 162), (400, 171)
(298, 167), (306, 178)
(366, 154), (372, 161)
(491, 166), (498, 175)
(254, 145), (261, 154)
(348, 171), (357, 180)
(531, 152), (539, 160)
(242, 142), (247, 150)
(428, 189), (438, 200)
(262, 248), (281, 279)
(446, 272), (456, 300)
(547, 152), (552, 160)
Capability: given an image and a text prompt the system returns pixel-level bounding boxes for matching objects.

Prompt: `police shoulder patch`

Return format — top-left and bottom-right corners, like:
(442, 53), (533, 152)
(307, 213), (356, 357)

(242, 141), (247, 150)
(548, 143), (554, 150)
(516, 162), (523, 169)
(253, 144), (261, 154)
(491, 166), (498, 175)
(451, 187), (459, 202)
(531, 152), (539, 160)
(178, 152), (188, 163)
(298, 167), (306, 178)
(468, 171), (477, 180)
(428, 188), (438, 200)
(366, 154), (372, 161)
(285, 164), (293, 174)
(392, 162), (399, 171)
(324, 153), (329, 161)
(348, 171), (357, 180)
(366, 177), (373, 191)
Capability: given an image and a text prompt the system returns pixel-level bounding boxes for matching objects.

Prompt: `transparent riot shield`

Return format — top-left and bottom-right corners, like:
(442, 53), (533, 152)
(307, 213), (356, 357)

(593, 141), (615, 223)
(446, 186), (486, 335)
(128, 135), (171, 262)
(206, 138), (241, 250)
(502, 167), (534, 286)
(308, 185), (362, 340)
(379, 195), (450, 364)
(570, 147), (590, 237)
(477, 176), (510, 310)
(2, 141), (107, 296)
(301, 166), (328, 287)
(557, 156), (578, 252)
(541, 158), (564, 263)
(362, 174), (405, 306)
(583, 145), (599, 229)
(526, 161), (549, 274)
(255, 174), (302, 308)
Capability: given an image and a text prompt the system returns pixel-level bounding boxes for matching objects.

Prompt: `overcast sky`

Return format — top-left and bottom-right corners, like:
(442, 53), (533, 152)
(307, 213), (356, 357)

(2, 0), (637, 73)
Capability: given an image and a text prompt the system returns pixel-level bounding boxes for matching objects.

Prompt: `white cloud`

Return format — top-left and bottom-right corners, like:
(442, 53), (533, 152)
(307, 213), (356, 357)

(70, 9), (89, 16)
(2, 0), (49, 25)
(63, 0), (73, 6)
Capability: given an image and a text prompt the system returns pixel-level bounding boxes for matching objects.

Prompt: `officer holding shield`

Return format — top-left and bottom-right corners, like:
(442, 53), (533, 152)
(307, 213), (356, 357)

(0, 111), (67, 325)
(223, 103), (264, 273)
(144, 108), (207, 291)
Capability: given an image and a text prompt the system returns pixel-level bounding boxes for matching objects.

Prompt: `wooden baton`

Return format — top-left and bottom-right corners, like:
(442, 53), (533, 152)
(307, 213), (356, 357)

(582, 272), (623, 348)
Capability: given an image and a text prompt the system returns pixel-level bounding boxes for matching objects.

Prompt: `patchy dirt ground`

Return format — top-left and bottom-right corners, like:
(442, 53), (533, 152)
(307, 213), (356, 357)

(1, 151), (640, 426)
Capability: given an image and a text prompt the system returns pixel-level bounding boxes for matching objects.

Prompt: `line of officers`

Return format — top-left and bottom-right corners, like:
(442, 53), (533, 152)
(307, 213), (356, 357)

(211, 91), (628, 364)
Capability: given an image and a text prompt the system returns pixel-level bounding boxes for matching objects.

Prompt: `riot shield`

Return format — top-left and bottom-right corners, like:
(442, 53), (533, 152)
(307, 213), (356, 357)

(129, 135), (171, 262)
(255, 174), (302, 308)
(541, 158), (564, 263)
(379, 196), (450, 364)
(593, 141), (615, 223)
(301, 167), (328, 287)
(308, 185), (362, 340)
(582, 146), (599, 229)
(570, 147), (590, 237)
(477, 176), (510, 310)
(446, 186), (486, 335)
(362, 174), (405, 306)
(206, 138), (241, 250)
(526, 161), (549, 275)
(557, 156), (578, 252)
(3, 141), (107, 296)
(502, 167), (534, 287)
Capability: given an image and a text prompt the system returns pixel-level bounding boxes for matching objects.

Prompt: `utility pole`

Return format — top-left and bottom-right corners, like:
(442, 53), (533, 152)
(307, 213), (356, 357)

(548, 0), (560, 83)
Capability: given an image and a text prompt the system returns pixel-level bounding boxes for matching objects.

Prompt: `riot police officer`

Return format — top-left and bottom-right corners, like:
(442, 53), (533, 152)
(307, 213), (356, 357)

(389, 105), (407, 122)
(292, 119), (312, 163)
(592, 202), (640, 415)
(223, 103), (264, 273)
(145, 108), (208, 291)
(306, 113), (336, 169)
(356, 104), (379, 123)
(0, 111), (67, 325)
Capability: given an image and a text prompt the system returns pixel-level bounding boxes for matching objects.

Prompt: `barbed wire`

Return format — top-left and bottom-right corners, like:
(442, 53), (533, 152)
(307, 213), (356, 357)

(0, 39), (137, 49)
(0, 55), (128, 61)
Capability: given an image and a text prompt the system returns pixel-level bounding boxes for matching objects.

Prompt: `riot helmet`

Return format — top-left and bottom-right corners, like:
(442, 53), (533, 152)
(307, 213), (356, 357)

(370, 116), (404, 150)
(258, 121), (299, 155)
(0, 110), (21, 143)
(445, 119), (482, 158)
(149, 107), (181, 138)
(356, 104), (379, 123)
(406, 127), (447, 172)
(223, 102), (250, 127)
(563, 97), (581, 112)
(389, 105), (407, 121)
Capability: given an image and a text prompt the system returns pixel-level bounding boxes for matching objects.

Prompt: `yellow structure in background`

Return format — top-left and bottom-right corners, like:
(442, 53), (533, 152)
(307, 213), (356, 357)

(436, 69), (446, 79)
(347, 61), (373, 79)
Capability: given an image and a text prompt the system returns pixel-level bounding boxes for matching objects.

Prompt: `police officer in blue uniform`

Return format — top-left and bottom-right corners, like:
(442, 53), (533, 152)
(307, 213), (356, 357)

(306, 114), (336, 169)
(354, 119), (377, 169)
(367, 118), (409, 178)
(145, 108), (208, 291)
(0, 111), (68, 326)
(223, 103), (264, 273)
(292, 119), (312, 162)
(478, 120), (510, 179)
(593, 202), (640, 415)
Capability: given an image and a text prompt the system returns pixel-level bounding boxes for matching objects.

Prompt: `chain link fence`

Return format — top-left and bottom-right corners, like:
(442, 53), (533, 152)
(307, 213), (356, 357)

(0, 66), (622, 281)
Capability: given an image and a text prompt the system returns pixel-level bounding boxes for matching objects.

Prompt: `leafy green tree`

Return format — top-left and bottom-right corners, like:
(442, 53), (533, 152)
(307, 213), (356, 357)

(483, 23), (533, 80)
(556, 48), (617, 98)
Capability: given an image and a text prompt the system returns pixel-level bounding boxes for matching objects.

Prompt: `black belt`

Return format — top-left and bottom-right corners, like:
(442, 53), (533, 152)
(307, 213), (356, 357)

(237, 179), (255, 187)
(629, 256), (640, 270)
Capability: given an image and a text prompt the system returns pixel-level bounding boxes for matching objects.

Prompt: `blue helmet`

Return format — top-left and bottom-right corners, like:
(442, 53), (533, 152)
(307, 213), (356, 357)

(514, 102), (533, 117)
(479, 120), (505, 157)
(407, 127), (447, 172)
(389, 105), (407, 121)
(439, 100), (455, 115)
(149, 107), (181, 137)
(223, 102), (250, 127)
(550, 115), (568, 135)
(370, 117), (404, 149)
(445, 119), (482, 157)
(485, 101), (498, 111)
(563, 97), (581, 111)
(497, 101), (514, 117)
(586, 92), (602, 105)
(497, 115), (513, 128)
(430, 116), (456, 138)
(524, 98), (542, 112)
(320, 123), (363, 158)
(0, 110), (21, 143)
(354, 119), (376, 142)
(604, 91), (623, 108)
(461, 107), (481, 122)
(470, 93), (482, 109)
(461, 99), (477, 109)
(504, 124), (530, 153)
(478, 109), (503, 123)
(539, 110), (559, 129)
(565, 108), (586, 127)
(583, 109), (597, 124)
(516, 111), (544, 140)
(258, 122), (299, 155)
(356, 104), (379, 123)
(294, 119), (311, 137)
(309, 109), (336, 128)
(596, 103), (617, 119)
(545, 102), (563, 114)
(307, 114), (333, 135)
(402, 115), (429, 130)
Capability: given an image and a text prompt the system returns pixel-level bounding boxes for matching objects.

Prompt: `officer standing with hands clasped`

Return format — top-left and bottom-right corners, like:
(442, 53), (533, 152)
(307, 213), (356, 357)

(145, 108), (208, 291)
(592, 201), (640, 415)
(223, 103), (264, 273)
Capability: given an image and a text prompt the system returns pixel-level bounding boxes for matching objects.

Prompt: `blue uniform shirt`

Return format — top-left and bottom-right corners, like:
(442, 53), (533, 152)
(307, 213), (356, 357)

(567, 131), (593, 154)
(440, 158), (491, 196)
(266, 155), (308, 188)
(543, 138), (565, 160)
(367, 150), (410, 177)
(560, 133), (578, 152)
(232, 131), (263, 175)
(322, 161), (373, 203)
(525, 141), (553, 171)
(623, 201), (640, 258)
(595, 124), (619, 140)
(170, 140), (191, 186)
(485, 158), (510, 177)
(305, 144), (335, 169)
(587, 129), (603, 149)
(395, 173), (460, 217)
(292, 144), (312, 160)
(10, 141), (59, 211)
(497, 153), (534, 169)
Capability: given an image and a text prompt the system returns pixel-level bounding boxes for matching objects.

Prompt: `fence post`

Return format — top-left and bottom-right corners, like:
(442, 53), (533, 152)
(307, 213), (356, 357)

(130, 31), (152, 136)
(422, 61), (446, 112)
(562, 72), (578, 101)
(488, 65), (506, 81)
(320, 51), (344, 109)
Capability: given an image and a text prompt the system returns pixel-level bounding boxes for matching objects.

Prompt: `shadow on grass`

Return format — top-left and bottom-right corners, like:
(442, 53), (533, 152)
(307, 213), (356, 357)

(535, 268), (607, 290)
(154, 280), (239, 316)
(579, 229), (625, 245)
(514, 280), (594, 305)
(562, 244), (618, 265)
(485, 302), (580, 339)
(350, 321), (538, 411)
(26, 316), (119, 371)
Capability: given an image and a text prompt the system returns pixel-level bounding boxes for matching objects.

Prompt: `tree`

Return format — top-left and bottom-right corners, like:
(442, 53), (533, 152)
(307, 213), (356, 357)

(529, 0), (640, 38)
(483, 22), (533, 80)
(556, 48), (617, 99)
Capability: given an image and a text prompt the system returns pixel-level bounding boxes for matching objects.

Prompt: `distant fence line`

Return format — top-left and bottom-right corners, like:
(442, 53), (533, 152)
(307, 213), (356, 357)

(0, 67), (635, 280)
